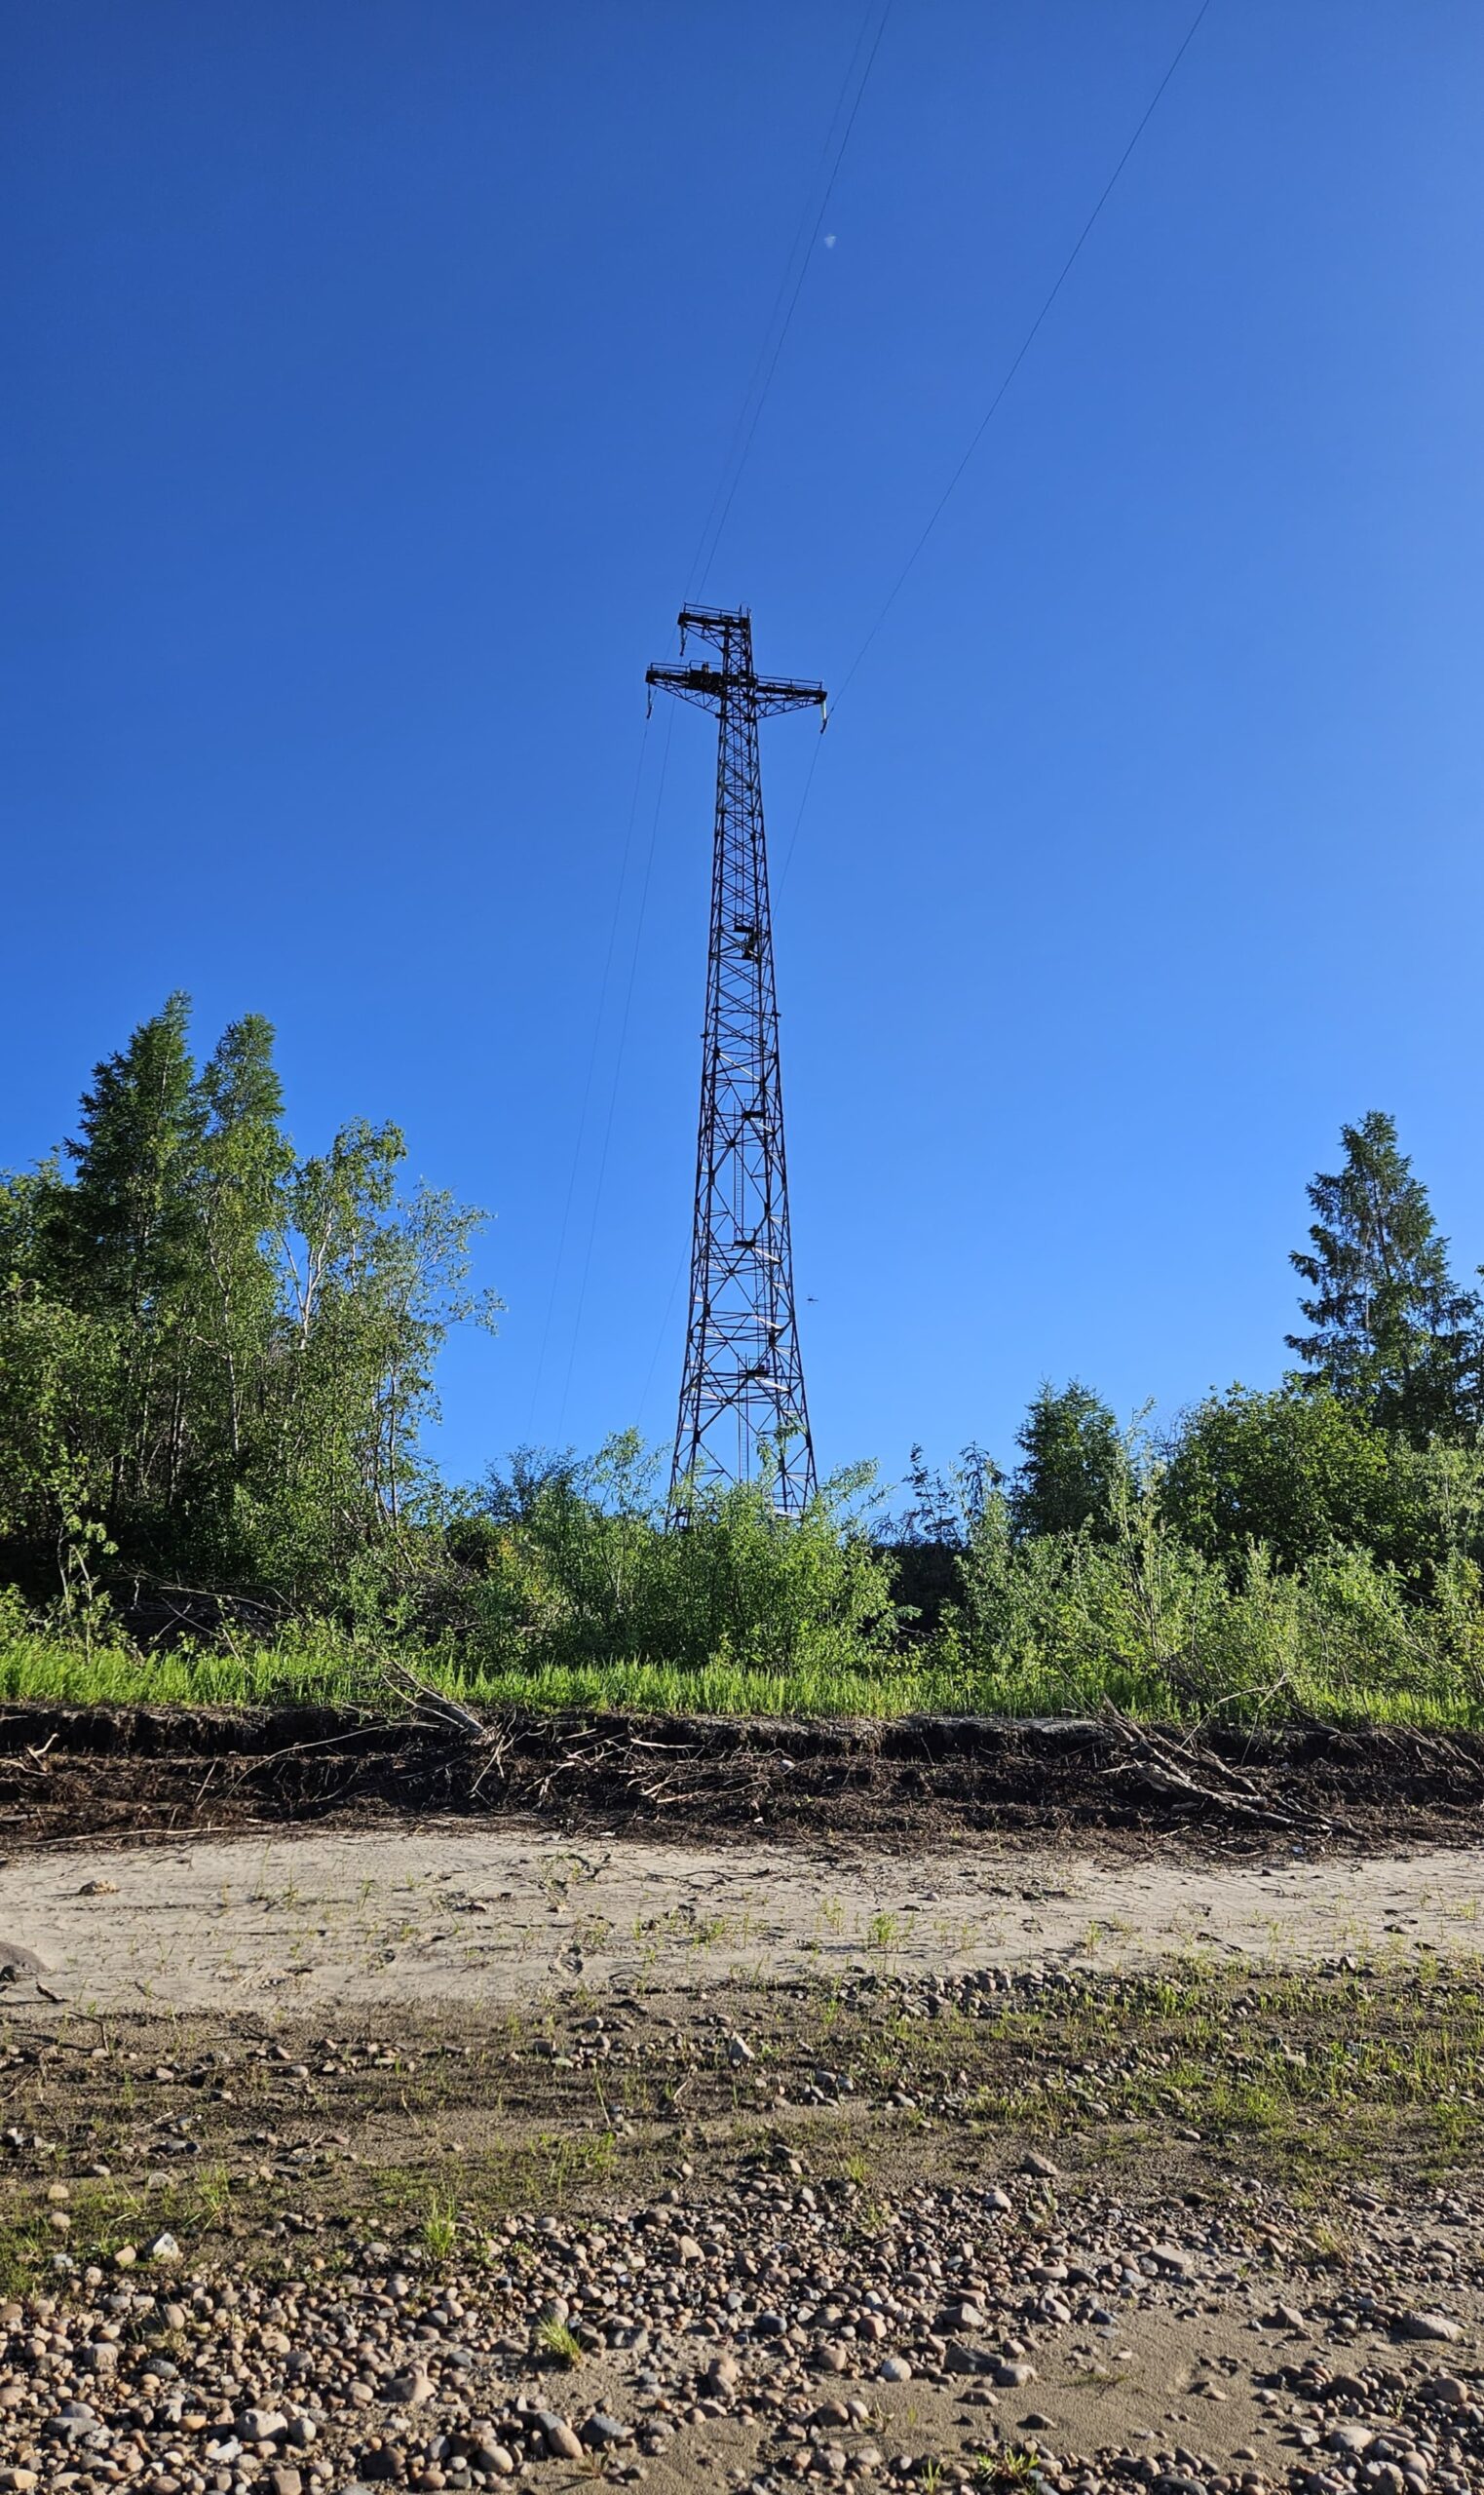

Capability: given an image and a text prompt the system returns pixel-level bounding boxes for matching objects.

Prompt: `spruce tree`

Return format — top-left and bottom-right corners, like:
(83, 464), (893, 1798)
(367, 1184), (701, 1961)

(52, 993), (204, 1517)
(1009, 1381), (1125, 1539)
(1287, 1110), (1479, 1444)
(56, 992), (202, 1323)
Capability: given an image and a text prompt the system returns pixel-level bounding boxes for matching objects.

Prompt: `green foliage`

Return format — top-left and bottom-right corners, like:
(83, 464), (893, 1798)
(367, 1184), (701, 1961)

(953, 1474), (1484, 1726)
(0, 996), (499, 1609)
(461, 1432), (899, 1675)
(1162, 1383), (1484, 1591)
(9, 1039), (1484, 1736)
(1008, 1380), (1126, 1540)
(1162, 1385), (1393, 1572)
(1288, 1109), (1480, 1443)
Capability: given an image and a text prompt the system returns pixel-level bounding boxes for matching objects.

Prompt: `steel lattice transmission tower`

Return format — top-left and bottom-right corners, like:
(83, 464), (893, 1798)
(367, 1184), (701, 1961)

(647, 605), (825, 1518)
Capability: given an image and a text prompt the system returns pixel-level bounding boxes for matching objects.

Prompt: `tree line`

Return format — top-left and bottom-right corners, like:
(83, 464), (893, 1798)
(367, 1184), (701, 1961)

(4, 1004), (1484, 1717)
(891, 1107), (1484, 1589)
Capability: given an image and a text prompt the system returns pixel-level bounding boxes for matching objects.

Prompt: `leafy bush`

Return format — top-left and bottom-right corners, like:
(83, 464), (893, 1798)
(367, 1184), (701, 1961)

(1162, 1384), (1484, 1589)
(456, 1433), (900, 1677)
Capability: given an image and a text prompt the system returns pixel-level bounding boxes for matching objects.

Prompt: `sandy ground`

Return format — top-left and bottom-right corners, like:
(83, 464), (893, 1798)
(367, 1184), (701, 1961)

(4, 1824), (1482, 2012)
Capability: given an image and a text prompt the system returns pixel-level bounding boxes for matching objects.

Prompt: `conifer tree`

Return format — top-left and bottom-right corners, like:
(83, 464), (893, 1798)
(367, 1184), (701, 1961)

(1287, 1111), (1479, 1444)
(52, 993), (203, 1516)
(1009, 1381), (1126, 1539)
(56, 991), (201, 1323)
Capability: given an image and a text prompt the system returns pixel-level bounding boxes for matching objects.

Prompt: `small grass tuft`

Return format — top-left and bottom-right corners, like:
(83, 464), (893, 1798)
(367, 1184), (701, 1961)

(536, 2315), (584, 2366)
(420, 2190), (458, 2261)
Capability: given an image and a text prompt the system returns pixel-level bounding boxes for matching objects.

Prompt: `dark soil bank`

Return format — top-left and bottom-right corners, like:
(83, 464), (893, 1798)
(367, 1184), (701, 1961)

(2, 1703), (1482, 1852)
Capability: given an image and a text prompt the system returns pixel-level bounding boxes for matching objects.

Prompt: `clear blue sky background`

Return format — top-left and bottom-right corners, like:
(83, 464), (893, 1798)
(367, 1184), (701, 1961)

(5, 1), (1484, 1498)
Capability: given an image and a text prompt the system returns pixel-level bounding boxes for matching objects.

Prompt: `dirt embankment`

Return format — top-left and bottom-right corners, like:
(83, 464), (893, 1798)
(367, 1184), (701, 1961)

(2, 1701), (1483, 1852)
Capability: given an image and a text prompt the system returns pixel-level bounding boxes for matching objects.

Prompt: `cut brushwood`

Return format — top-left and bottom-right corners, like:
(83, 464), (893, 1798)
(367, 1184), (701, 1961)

(1097, 1706), (1329, 1832)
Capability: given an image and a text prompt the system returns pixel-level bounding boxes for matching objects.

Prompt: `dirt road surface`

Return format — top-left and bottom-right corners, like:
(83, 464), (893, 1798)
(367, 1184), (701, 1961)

(4, 1827), (1482, 2015)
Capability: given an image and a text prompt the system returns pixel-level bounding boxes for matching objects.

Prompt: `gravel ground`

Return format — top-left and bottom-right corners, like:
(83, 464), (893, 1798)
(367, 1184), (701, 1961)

(4, 2152), (1481, 2495)
(1, 1940), (1481, 2495)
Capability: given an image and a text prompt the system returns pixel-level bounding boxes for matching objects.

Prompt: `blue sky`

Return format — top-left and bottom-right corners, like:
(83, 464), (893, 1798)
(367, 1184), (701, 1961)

(5, 1), (1484, 1496)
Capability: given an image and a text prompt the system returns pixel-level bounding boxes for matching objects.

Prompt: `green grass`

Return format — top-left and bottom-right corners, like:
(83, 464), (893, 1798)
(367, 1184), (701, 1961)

(3, 1617), (1482, 1727)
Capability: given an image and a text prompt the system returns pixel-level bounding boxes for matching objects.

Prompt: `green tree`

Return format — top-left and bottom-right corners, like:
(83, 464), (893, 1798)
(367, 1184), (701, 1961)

(1008, 1381), (1126, 1540)
(53, 992), (201, 1323)
(0, 1001), (500, 1613)
(1287, 1110), (1479, 1444)
(0, 1159), (70, 1287)
(48, 992), (203, 1522)
(261, 1121), (501, 1595)
(1162, 1385), (1391, 1573)
(191, 1014), (293, 1479)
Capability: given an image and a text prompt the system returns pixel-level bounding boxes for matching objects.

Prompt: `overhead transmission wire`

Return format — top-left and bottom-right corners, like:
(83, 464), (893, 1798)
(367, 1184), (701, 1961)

(634, 2), (1213, 1434)
(551, 3), (892, 1440)
(775, 0), (1214, 900)
(686, 0), (894, 600)
(523, 714), (651, 1440)
(554, 705), (676, 1439)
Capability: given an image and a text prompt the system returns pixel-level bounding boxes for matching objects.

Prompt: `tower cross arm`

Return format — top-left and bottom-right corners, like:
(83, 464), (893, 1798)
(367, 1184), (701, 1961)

(645, 662), (827, 722)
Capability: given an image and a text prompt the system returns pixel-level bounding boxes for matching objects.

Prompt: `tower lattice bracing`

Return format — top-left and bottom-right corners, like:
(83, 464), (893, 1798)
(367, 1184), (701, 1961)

(647, 606), (824, 1517)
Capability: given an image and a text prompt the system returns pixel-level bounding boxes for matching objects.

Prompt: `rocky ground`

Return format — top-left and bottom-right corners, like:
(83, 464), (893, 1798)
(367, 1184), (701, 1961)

(0, 1938), (1480, 2495)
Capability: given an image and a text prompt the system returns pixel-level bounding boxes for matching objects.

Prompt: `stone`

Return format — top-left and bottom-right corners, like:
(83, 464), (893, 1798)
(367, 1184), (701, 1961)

(149, 2232), (181, 2263)
(706, 2355), (741, 2394)
(237, 2407), (288, 2442)
(1150, 2245), (1196, 2279)
(1397, 2313), (1463, 2343)
(537, 2412), (583, 2462)
(1022, 2154), (1059, 2178)
(579, 2414), (633, 2448)
(991, 2361), (1037, 2389)
(877, 2357), (912, 2384)
(1327, 2424), (1374, 2455)
(384, 2368), (435, 2408)
(268, 2471), (303, 2495)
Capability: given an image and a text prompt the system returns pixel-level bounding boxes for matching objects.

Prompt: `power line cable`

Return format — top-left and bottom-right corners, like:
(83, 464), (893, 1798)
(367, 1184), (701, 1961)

(774, 0), (1212, 902)
(775, 730), (827, 898)
(628, 5), (890, 1440)
(556, 704), (677, 1439)
(686, 0), (894, 600)
(637, 1248), (689, 1437)
(524, 713), (651, 1439)
(832, 0), (1212, 712)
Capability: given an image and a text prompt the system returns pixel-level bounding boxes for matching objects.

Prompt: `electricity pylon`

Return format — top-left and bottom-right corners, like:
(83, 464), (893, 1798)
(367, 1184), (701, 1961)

(646, 605), (824, 1519)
